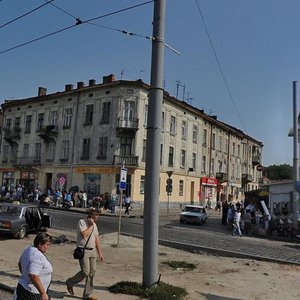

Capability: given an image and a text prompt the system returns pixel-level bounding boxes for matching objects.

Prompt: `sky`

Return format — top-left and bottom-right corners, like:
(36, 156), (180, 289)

(0, 0), (299, 167)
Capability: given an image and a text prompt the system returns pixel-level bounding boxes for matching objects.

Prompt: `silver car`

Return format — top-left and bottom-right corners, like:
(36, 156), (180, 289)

(180, 205), (208, 225)
(0, 202), (51, 239)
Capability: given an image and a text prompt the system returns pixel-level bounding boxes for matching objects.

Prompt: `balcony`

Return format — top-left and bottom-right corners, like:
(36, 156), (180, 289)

(252, 155), (261, 165)
(116, 117), (139, 135)
(3, 127), (21, 144)
(12, 156), (41, 167)
(242, 173), (253, 183)
(38, 125), (58, 142)
(114, 155), (138, 166)
(216, 172), (228, 183)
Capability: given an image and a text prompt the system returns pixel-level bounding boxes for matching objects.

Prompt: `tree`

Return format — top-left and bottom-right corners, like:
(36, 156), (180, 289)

(263, 164), (292, 181)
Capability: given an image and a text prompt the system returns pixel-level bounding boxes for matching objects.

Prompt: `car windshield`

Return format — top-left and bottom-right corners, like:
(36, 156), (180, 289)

(0, 205), (22, 216)
(184, 206), (203, 213)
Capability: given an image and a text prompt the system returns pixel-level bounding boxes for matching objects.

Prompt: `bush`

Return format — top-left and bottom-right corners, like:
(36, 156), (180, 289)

(109, 280), (188, 300)
(161, 260), (196, 270)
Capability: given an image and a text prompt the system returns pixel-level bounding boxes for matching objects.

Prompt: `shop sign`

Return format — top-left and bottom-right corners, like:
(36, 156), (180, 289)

(74, 167), (113, 174)
(200, 177), (218, 186)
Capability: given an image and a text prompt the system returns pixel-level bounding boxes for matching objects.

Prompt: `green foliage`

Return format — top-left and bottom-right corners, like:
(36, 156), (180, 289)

(263, 164), (292, 180)
(161, 260), (196, 270)
(108, 280), (188, 300)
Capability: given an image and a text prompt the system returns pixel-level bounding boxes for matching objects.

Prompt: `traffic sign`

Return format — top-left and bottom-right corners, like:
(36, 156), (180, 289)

(256, 165), (263, 172)
(120, 167), (127, 190)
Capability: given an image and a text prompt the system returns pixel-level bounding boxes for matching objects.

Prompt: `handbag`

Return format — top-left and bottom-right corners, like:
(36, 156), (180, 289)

(73, 226), (94, 259)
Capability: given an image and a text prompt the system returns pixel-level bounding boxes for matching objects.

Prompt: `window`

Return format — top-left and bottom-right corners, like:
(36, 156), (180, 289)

(161, 112), (165, 131)
(6, 118), (11, 129)
(63, 108), (72, 128)
(25, 115), (32, 133)
(232, 142), (235, 155)
(192, 125), (198, 143)
(202, 129), (207, 145)
(224, 139), (228, 153)
(84, 104), (94, 125)
(61, 140), (69, 159)
(47, 142), (55, 160)
(120, 137), (133, 156)
(218, 136), (222, 151)
(50, 111), (58, 126)
(170, 116), (176, 135)
(201, 155), (206, 173)
(168, 146), (174, 166)
(181, 120), (187, 139)
(37, 113), (44, 131)
(101, 102), (111, 123)
(142, 139), (147, 161)
(98, 137), (107, 159)
(35, 143), (42, 159)
(179, 180), (184, 196)
(140, 175), (145, 194)
(237, 144), (241, 157)
(160, 144), (163, 165)
(212, 133), (216, 149)
(210, 158), (215, 174)
(144, 105), (148, 126)
(180, 149), (186, 167)
(81, 138), (91, 159)
(231, 164), (235, 178)
(11, 145), (18, 161)
(192, 153), (196, 169)
(218, 160), (222, 172)
(23, 144), (29, 158)
(3, 145), (9, 161)
(14, 117), (21, 129)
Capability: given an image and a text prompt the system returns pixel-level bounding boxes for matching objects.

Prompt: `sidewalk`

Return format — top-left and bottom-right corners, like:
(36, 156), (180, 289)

(1, 227), (300, 300)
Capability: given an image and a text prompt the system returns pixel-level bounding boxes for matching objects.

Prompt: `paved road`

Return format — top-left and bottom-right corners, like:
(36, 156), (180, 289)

(50, 207), (300, 265)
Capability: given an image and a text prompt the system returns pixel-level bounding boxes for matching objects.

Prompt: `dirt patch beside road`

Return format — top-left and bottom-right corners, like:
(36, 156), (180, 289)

(0, 229), (299, 300)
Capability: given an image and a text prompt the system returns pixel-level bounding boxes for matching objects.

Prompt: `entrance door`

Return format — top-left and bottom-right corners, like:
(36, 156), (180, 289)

(46, 173), (52, 192)
(190, 181), (195, 204)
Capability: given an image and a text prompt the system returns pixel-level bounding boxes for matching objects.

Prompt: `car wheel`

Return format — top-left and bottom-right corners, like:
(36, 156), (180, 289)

(202, 219), (207, 224)
(180, 219), (184, 224)
(16, 226), (27, 239)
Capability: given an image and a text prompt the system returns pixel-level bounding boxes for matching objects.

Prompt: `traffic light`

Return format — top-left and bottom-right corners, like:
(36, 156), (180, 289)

(166, 178), (173, 194)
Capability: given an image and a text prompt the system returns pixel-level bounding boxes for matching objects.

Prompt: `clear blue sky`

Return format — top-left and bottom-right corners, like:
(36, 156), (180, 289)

(0, 0), (299, 166)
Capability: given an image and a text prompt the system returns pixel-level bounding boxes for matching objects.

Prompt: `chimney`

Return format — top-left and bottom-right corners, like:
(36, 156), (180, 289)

(102, 74), (116, 84)
(77, 81), (85, 89)
(89, 79), (96, 86)
(38, 87), (47, 96)
(65, 84), (73, 92)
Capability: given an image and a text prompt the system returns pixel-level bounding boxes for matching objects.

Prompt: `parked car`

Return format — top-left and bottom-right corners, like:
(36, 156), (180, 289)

(180, 205), (208, 225)
(0, 202), (51, 239)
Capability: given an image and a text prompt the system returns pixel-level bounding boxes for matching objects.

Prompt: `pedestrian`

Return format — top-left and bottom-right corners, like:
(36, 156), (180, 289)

(233, 208), (242, 237)
(124, 193), (131, 215)
(15, 232), (53, 300)
(82, 190), (88, 208)
(66, 209), (104, 300)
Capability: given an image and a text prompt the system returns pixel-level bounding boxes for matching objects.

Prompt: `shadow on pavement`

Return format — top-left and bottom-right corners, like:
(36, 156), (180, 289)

(199, 293), (242, 300)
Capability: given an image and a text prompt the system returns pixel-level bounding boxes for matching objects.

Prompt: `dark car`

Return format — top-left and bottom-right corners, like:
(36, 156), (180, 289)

(180, 205), (208, 225)
(0, 202), (51, 239)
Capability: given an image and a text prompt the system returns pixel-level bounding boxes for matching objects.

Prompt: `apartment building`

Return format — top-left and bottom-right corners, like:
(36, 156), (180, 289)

(0, 74), (263, 206)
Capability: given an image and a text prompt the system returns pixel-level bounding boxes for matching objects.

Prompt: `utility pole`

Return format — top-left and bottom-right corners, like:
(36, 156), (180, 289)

(292, 81), (300, 229)
(143, 0), (166, 288)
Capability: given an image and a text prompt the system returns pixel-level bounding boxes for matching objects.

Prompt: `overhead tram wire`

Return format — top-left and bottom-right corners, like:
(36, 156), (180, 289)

(194, 0), (247, 132)
(0, 0), (55, 29)
(42, 0), (78, 20)
(0, 0), (154, 55)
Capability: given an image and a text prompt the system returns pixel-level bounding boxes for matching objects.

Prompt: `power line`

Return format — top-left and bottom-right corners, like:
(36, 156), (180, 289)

(0, 0), (154, 55)
(194, 0), (247, 132)
(0, 0), (55, 29)
(42, 0), (78, 20)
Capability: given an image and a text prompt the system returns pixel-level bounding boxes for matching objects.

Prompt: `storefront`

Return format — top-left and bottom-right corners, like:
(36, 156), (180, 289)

(199, 177), (218, 207)
(0, 168), (16, 195)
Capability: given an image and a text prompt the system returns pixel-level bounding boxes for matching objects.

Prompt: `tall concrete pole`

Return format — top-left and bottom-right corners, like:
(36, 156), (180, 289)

(143, 0), (166, 288)
(292, 81), (300, 229)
